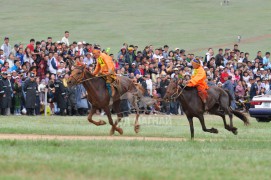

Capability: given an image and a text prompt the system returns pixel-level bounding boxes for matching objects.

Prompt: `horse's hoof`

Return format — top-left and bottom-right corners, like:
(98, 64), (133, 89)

(99, 120), (107, 125)
(211, 128), (219, 134)
(116, 127), (123, 135)
(134, 125), (140, 134)
(232, 130), (238, 135)
(110, 128), (115, 136)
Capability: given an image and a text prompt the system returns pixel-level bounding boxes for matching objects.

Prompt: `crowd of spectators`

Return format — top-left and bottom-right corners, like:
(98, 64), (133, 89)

(0, 31), (270, 116)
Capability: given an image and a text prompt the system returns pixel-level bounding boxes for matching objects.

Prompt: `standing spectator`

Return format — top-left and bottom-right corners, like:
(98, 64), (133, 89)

(215, 48), (224, 67)
(263, 52), (270, 69)
(1, 37), (11, 58)
(220, 67), (229, 83)
(205, 48), (214, 62)
(125, 46), (136, 66)
(255, 51), (263, 64)
(49, 52), (59, 74)
(84, 52), (94, 66)
(76, 84), (88, 115)
(54, 74), (67, 116)
(158, 74), (170, 114)
(163, 45), (169, 59)
(61, 31), (70, 46)
(23, 47), (34, 64)
(249, 78), (258, 100)
(24, 73), (38, 115)
(0, 71), (13, 115)
(235, 81), (245, 98)
(13, 76), (22, 115)
(223, 76), (236, 109)
(27, 39), (35, 53)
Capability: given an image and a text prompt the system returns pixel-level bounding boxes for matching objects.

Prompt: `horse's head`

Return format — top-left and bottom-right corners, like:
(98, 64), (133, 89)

(163, 78), (179, 101)
(67, 65), (86, 87)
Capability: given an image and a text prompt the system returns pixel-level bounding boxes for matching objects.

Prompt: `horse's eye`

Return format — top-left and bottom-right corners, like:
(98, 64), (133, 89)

(77, 72), (81, 75)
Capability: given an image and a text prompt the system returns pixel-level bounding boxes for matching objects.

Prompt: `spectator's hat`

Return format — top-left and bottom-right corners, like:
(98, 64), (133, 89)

(60, 60), (64, 64)
(132, 62), (136, 66)
(77, 42), (83, 45)
(176, 64), (181, 67)
(30, 72), (35, 78)
(14, 44), (19, 48)
(175, 48), (180, 51)
(121, 46), (126, 50)
(219, 65), (224, 69)
(128, 47), (134, 51)
(173, 68), (178, 71)
(218, 82), (222, 85)
(260, 68), (264, 71)
(1, 71), (8, 75)
(82, 41), (86, 45)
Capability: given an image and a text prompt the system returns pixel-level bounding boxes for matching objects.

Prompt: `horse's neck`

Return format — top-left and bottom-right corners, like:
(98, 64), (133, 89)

(82, 70), (104, 95)
(178, 89), (195, 106)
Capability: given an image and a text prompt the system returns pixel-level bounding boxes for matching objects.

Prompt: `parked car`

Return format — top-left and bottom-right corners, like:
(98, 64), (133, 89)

(249, 91), (271, 122)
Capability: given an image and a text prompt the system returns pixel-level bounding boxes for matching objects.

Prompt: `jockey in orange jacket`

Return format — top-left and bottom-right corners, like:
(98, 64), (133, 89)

(92, 47), (116, 97)
(187, 58), (209, 110)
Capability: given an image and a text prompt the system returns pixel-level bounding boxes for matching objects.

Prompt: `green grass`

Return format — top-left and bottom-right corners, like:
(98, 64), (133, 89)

(1, 0), (271, 55)
(0, 115), (271, 179)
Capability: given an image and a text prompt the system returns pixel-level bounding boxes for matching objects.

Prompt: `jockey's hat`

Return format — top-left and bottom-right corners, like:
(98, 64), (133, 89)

(192, 59), (201, 68)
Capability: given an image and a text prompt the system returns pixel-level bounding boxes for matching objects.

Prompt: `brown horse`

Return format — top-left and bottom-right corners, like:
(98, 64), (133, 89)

(164, 78), (249, 139)
(67, 65), (141, 135)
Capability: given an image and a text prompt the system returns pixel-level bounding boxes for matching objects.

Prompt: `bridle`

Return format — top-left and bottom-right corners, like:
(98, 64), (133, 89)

(69, 66), (86, 84)
(69, 66), (108, 84)
(170, 81), (187, 100)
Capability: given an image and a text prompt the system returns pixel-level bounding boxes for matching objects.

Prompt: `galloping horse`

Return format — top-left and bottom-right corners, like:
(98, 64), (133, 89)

(164, 78), (249, 139)
(67, 64), (141, 135)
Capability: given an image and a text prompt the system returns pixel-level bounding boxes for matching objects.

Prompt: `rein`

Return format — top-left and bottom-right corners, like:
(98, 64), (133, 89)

(70, 67), (108, 84)
(170, 84), (187, 100)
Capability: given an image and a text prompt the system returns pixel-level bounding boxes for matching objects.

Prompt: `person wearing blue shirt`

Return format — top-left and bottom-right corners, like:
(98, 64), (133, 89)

(263, 52), (270, 69)
(16, 48), (24, 64)
(9, 60), (21, 72)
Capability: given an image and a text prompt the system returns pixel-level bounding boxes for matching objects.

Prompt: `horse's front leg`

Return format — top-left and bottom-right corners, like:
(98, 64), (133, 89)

(88, 107), (106, 126)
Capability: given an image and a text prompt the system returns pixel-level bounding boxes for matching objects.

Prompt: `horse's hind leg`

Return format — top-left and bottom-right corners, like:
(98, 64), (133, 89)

(88, 107), (106, 126)
(219, 96), (238, 135)
(198, 114), (218, 134)
(209, 108), (236, 134)
(103, 106), (123, 135)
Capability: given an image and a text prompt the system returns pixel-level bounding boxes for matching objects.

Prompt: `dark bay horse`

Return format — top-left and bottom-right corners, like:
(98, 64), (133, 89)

(164, 78), (249, 139)
(67, 65), (141, 135)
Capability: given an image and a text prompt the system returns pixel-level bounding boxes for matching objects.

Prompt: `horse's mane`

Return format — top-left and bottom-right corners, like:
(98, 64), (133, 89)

(183, 86), (197, 91)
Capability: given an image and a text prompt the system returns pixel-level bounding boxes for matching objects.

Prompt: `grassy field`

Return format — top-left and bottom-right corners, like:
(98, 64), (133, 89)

(1, 0), (271, 55)
(0, 115), (271, 179)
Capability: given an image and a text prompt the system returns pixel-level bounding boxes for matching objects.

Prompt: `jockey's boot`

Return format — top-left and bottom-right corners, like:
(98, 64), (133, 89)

(198, 91), (208, 111)
(106, 83), (112, 97)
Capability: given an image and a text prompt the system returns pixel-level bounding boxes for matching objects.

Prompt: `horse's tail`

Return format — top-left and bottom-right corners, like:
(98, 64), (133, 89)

(230, 108), (250, 125)
(224, 90), (250, 125)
